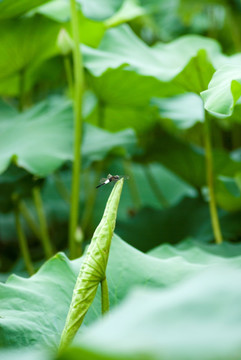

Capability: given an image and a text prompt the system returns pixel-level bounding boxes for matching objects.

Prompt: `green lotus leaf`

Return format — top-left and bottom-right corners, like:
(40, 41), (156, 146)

(82, 25), (225, 106)
(0, 165), (42, 213)
(0, 0), (125, 22)
(82, 125), (138, 168)
(201, 57), (241, 118)
(77, 0), (124, 21)
(151, 93), (204, 129)
(62, 266), (241, 360)
(176, 237), (241, 258)
(0, 235), (211, 349)
(0, 99), (17, 117)
(86, 101), (159, 133)
(35, 3), (105, 47)
(0, 0), (52, 19)
(92, 161), (196, 232)
(104, 0), (146, 28)
(148, 238), (241, 264)
(137, 126), (241, 189)
(214, 175), (241, 211)
(35, 0), (147, 43)
(116, 196), (241, 251)
(0, 15), (61, 80)
(59, 178), (124, 351)
(0, 98), (137, 177)
(34, 0), (71, 22)
(36, 0), (124, 22)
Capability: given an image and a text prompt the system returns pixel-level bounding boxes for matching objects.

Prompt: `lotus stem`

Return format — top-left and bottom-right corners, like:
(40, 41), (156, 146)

(18, 200), (41, 239)
(68, 0), (84, 259)
(204, 110), (223, 244)
(32, 187), (53, 258)
(14, 206), (34, 276)
(101, 277), (110, 314)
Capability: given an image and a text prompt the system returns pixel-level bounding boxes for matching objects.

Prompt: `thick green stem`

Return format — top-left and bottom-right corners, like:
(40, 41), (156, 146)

(14, 207), (34, 276)
(204, 111), (223, 244)
(68, 0), (84, 259)
(101, 277), (110, 314)
(123, 160), (141, 210)
(64, 55), (74, 97)
(145, 165), (169, 208)
(18, 200), (41, 239)
(32, 187), (53, 258)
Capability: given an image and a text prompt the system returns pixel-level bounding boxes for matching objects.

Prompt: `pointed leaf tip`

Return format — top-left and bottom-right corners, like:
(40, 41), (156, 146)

(59, 178), (124, 351)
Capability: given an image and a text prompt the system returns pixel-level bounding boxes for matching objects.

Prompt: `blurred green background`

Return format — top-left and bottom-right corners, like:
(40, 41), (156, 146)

(1, 0), (241, 276)
(2, 1), (241, 359)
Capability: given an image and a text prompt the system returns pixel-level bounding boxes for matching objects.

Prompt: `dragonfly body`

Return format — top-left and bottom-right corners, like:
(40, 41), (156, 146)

(96, 174), (127, 188)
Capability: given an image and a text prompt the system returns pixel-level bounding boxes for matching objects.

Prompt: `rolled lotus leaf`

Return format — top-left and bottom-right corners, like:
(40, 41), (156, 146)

(59, 178), (124, 351)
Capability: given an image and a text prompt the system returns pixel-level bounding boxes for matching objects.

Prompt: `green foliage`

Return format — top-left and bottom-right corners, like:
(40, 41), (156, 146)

(0, 166), (41, 213)
(0, 0), (52, 19)
(151, 93), (204, 129)
(61, 266), (241, 360)
(116, 196), (241, 251)
(82, 25), (224, 105)
(201, 61), (241, 117)
(77, 0), (124, 21)
(0, 97), (137, 177)
(1, 236), (241, 359)
(0, 16), (60, 81)
(1, 1), (241, 359)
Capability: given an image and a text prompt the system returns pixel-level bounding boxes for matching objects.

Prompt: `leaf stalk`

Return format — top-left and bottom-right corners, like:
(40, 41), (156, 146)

(18, 200), (41, 239)
(14, 206), (34, 276)
(68, 0), (84, 259)
(204, 110), (223, 244)
(101, 277), (110, 314)
(32, 187), (53, 258)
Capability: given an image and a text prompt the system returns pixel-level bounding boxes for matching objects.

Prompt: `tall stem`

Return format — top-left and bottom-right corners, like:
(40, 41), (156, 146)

(68, 0), (84, 259)
(101, 277), (110, 314)
(14, 207), (34, 275)
(204, 110), (223, 244)
(32, 187), (53, 258)
(18, 200), (41, 239)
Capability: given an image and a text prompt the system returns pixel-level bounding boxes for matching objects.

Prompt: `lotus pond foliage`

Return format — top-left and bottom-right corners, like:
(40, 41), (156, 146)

(1, 0), (241, 359)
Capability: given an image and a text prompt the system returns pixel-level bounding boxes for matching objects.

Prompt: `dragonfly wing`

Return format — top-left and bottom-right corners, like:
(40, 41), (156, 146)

(99, 178), (107, 184)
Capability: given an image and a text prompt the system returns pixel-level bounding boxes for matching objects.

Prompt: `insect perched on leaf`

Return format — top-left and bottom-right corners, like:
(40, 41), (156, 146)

(96, 174), (129, 189)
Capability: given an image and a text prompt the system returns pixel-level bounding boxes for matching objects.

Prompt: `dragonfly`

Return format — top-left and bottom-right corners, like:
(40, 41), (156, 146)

(96, 174), (129, 189)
